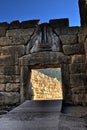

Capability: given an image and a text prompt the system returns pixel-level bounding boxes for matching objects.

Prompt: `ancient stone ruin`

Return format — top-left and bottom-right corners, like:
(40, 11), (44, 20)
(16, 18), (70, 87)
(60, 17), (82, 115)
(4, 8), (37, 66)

(0, 0), (87, 110)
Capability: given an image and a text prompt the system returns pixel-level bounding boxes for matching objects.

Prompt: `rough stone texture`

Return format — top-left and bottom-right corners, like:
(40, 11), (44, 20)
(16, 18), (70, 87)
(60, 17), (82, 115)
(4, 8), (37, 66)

(0, 84), (5, 91)
(63, 44), (84, 55)
(70, 74), (87, 87)
(49, 18), (69, 28)
(31, 70), (62, 100)
(0, 2), (87, 108)
(6, 83), (20, 92)
(60, 34), (78, 45)
(2, 45), (25, 57)
(71, 55), (85, 63)
(4, 92), (20, 105)
(69, 63), (86, 74)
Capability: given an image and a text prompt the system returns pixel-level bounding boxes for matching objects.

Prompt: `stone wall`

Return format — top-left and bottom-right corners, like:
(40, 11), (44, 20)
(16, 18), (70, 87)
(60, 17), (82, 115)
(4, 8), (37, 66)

(31, 70), (62, 100)
(0, 0), (87, 109)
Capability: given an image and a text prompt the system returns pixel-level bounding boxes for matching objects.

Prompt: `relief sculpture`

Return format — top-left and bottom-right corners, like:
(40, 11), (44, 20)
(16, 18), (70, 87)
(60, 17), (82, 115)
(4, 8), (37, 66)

(26, 23), (63, 54)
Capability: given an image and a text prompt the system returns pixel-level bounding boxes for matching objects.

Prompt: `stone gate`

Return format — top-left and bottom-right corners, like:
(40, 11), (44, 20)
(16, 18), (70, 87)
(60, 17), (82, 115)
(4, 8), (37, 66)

(0, 0), (87, 109)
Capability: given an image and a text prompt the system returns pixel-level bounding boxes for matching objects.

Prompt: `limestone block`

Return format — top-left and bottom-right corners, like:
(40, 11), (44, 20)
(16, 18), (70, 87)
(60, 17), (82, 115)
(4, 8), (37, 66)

(0, 66), (20, 75)
(6, 83), (20, 92)
(60, 35), (77, 45)
(70, 74), (87, 87)
(4, 92), (20, 105)
(0, 75), (20, 83)
(71, 55), (85, 63)
(63, 44), (84, 55)
(55, 27), (79, 35)
(19, 52), (70, 66)
(20, 20), (40, 28)
(0, 37), (11, 46)
(69, 63), (86, 74)
(0, 55), (18, 65)
(0, 28), (6, 37)
(0, 92), (5, 105)
(2, 45), (25, 57)
(9, 20), (20, 29)
(49, 18), (69, 28)
(0, 84), (5, 91)
(6, 28), (34, 37)
(71, 86), (87, 94)
(6, 29), (34, 45)
(78, 34), (85, 43)
(71, 94), (86, 105)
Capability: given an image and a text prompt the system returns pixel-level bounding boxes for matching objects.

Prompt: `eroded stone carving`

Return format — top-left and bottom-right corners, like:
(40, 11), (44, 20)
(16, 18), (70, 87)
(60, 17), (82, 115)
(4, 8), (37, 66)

(26, 23), (63, 54)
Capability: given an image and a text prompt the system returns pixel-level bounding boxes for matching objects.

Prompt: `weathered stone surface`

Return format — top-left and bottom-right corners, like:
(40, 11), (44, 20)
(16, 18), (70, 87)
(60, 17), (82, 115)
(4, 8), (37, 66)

(20, 20), (40, 28)
(19, 52), (70, 66)
(0, 75), (20, 83)
(6, 29), (35, 45)
(9, 21), (20, 29)
(0, 55), (18, 65)
(0, 92), (5, 105)
(0, 28), (6, 37)
(0, 66), (20, 75)
(49, 18), (69, 28)
(4, 92), (20, 105)
(2, 45), (25, 57)
(55, 27), (79, 35)
(60, 35), (77, 45)
(70, 74), (87, 86)
(63, 44), (84, 55)
(0, 84), (5, 91)
(6, 83), (20, 92)
(31, 70), (62, 100)
(69, 63), (86, 74)
(0, 37), (11, 46)
(78, 34), (85, 43)
(71, 86), (87, 94)
(72, 94), (86, 105)
(61, 64), (71, 102)
(71, 55), (85, 63)
(6, 29), (34, 37)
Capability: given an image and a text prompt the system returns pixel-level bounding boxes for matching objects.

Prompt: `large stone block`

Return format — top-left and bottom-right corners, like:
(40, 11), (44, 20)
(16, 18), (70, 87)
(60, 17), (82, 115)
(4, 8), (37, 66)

(71, 55), (85, 63)
(70, 74), (87, 87)
(20, 20), (40, 28)
(4, 92), (20, 105)
(69, 63), (86, 74)
(0, 55), (18, 65)
(19, 52), (71, 66)
(71, 86), (87, 94)
(0, 92), (5, 105)
(0, 66), (20, 75)
(6, 83), (20, 92)
(0, 84), (5, 91)
(49, 18), (69, 28)
(0, 37), (11, 46)
(6, 29), (34, 45)
(2, 45), (25, 57)
(9, 20), (20, 29)
(72, 94), (86, 105)
(6, 28), (34, 37)
(60, 35), (77, 45)
(55, 27), (79, 35)
(0, 28), (6, 37)
(63, 44), (84, 55)
(0, 75), (20, 83)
